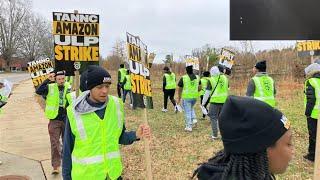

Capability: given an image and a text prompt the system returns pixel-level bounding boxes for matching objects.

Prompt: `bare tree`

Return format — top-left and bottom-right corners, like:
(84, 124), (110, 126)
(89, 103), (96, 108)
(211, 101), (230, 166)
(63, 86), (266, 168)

(18, 14), (52, 61)
(0, 0), (30, 70)
(112, 39), (126, 63)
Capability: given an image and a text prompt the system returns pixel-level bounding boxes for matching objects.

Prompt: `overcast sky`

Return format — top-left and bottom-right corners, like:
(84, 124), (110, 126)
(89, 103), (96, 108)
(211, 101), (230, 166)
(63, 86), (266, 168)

(32, 0), (295, 63)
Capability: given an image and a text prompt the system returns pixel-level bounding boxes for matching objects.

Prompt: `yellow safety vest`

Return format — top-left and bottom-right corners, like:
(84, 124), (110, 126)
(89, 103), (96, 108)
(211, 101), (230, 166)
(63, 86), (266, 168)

(67, 95), (124, 180)
(182, 75), (199, 99)
(45, 82), (70, 119)
(305, 78), (320, 119)
(252, 75), (275, 107)
(164, 73), (176, 90)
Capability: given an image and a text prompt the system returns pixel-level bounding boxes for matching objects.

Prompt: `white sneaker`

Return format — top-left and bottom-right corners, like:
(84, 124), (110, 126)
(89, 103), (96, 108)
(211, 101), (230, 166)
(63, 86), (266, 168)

(211, 135), (218, 140)
(162, 108), (168, 112)
(184, 127), (192, 132)
(192, 119), (198, 124)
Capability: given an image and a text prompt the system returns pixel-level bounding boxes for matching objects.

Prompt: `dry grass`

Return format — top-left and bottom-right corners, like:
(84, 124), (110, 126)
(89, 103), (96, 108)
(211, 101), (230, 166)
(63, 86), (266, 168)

(106, 70), (313, 180)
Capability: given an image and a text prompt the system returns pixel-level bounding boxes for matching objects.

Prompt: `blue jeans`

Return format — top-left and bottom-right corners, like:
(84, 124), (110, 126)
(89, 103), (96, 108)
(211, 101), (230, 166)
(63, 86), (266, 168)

(182, 99), (197, 128)
(122, 90), (133, 104)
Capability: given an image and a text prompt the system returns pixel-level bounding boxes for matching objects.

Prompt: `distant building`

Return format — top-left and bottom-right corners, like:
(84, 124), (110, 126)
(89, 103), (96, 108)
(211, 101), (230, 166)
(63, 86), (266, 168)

(0, 56), (28, 72)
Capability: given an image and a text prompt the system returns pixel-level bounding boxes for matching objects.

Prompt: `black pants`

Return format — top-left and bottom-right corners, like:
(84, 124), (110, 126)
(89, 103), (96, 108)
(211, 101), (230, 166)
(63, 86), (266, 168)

(117, 83), (123, 98)
(200, 95), (210, 118)
(307, 117), (317, 158)
(163, 89), (176, 109)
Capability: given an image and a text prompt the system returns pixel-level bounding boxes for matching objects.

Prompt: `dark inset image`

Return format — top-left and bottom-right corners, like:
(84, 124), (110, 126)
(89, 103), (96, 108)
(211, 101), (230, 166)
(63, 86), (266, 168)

(230, 0), (320, 40)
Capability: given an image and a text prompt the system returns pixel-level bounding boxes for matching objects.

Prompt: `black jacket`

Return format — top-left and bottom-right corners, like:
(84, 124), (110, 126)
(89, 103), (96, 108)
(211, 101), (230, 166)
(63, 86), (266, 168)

(305, 72), (320, 117)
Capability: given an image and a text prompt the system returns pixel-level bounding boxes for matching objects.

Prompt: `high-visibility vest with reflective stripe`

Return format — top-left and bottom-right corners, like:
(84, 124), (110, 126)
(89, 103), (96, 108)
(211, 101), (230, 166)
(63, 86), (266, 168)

(66, 76), (74, 86)
(66, 91), (79, 107)
(182, 75), (199, 99)
(209, 75), (228, 103)
(119, 68), (127, 83)
(252, 75), (275, 107)
(199, 77), (210, 96)
(164, 73), (176, 90)
(124, 75), (132, 90)
(305, 78), (320, 119)
(45, 82), (70, 119)
(0, 93), (7, 116)
(67, 95), (124, 180)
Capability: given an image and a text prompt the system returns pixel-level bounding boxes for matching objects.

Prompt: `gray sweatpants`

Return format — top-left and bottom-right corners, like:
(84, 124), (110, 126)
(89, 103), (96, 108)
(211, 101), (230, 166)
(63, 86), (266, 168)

(208, 103), (224, 137)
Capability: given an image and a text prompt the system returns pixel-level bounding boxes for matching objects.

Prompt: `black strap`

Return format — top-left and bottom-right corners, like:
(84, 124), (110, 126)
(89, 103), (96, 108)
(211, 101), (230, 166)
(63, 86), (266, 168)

(209, 75), (221, 98)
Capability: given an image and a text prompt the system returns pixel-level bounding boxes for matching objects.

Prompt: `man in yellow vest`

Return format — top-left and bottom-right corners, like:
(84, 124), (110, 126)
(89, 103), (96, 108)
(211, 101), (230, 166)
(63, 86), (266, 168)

(201, 66), (229, 140)
(177, 65), (200, 132)
(303, 63), (320, 162)
(62, 66), (151, 180)
(246, 60), (276, 107)
(121, 70), (133, 107)
(36, 70), (71, 174)
(162, 66), (178, 112)
(117, 64), (127, 98)
(199, 71), (210, 119)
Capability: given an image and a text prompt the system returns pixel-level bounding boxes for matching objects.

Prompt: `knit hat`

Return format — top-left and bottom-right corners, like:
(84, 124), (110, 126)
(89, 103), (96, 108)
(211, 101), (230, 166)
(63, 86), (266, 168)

(55, 70), (65, 77)
(163, 66), (170, 71)
(219, 96), (290, 154)
(210, 66), (220, 76)
(186, 65), (193, 74)
(305, 63), (320, 76)
(84, 66), (111, 90)
(203, 71), (210, 77)
(255, 60), (267, 72)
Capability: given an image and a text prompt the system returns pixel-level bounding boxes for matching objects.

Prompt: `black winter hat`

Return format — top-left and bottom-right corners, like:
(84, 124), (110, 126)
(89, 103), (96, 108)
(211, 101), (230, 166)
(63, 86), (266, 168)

(163, 66), (170, 71)
(84, 66), (111, 90)
(219, 96), (290, 154)
(186, 65), (193, 74)
(255, 60), (267, 72)
(55, 70), (65, 77)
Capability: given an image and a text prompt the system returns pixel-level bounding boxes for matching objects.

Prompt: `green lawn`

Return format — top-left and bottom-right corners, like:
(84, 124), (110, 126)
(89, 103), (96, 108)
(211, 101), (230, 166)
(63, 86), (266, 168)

(108, 71), (313, 179)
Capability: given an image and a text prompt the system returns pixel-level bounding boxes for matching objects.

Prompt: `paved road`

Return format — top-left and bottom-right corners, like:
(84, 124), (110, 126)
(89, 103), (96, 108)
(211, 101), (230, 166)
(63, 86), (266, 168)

(0, 78), (61, 180)
(0, 72), (30, 84)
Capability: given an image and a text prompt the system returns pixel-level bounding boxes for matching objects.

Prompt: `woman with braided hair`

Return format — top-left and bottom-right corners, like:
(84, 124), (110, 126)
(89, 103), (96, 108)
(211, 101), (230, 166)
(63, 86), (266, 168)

(193, 96), (293, 180)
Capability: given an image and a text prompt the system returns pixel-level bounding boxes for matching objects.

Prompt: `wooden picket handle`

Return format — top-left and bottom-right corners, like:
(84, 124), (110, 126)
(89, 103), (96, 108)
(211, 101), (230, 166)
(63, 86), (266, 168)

(74, 70), (80, 97)
(313, 115), (320, 179)
(143, 108), (153, 180)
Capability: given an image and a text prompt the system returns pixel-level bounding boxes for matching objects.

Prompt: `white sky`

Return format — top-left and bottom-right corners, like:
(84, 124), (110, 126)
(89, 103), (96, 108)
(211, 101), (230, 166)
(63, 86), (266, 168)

(32, 0), (295, 63)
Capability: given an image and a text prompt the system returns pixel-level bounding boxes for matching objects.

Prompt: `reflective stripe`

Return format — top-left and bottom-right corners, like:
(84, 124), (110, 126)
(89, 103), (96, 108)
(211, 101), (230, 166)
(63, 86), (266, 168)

(46, 106), (57, 110)
(310, 79), (320, 108)
(72, 155), (103, 165)
(74, 112), (87, 140)
(113, 96), (122, 128)
(254, 77), (264, 95)
(256, 97), (274, 101)
(107, 151), (121, 159)
(212, 93), (228, 97)
(72, 151), (120, 165)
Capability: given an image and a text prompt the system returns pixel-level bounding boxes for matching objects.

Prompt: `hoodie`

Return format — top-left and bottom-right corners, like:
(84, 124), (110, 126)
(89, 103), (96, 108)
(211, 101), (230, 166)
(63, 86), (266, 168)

(304, 65), (320, 117)
(62, 91), (138, 180)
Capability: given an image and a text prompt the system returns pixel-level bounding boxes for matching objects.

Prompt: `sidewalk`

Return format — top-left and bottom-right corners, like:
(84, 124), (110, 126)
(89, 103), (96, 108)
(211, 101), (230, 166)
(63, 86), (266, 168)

(0, 80), (62, 180)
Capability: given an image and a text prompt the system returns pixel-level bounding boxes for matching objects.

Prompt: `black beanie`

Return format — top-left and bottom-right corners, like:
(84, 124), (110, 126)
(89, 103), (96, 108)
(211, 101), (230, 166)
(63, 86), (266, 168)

(55, 70), (65, 77)
(85, 66), (111, 90)
(203, 71), (210, 77)
(219, 96), (290, 154)
(186, 65), (193, 74)
(163, 66), (169, 71)
(255, 60), (267, 72)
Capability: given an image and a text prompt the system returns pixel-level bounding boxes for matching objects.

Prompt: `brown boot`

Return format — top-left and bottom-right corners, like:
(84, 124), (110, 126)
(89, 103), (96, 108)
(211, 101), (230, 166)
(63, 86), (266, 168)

(52, 167), (59, 175)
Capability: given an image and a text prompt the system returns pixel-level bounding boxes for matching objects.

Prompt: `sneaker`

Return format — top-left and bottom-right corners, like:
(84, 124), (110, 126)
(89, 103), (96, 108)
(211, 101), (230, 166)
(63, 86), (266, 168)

(303, 154), (315, 162)
(184, 127), (192, 132)
(211, 135), (218, 140)
(52, 168), (59, 175)
(162, 108), (168, 112)
(174, 106), (178, 113)
(130, 104), (133, 108)
(192, 119), (198, 124)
